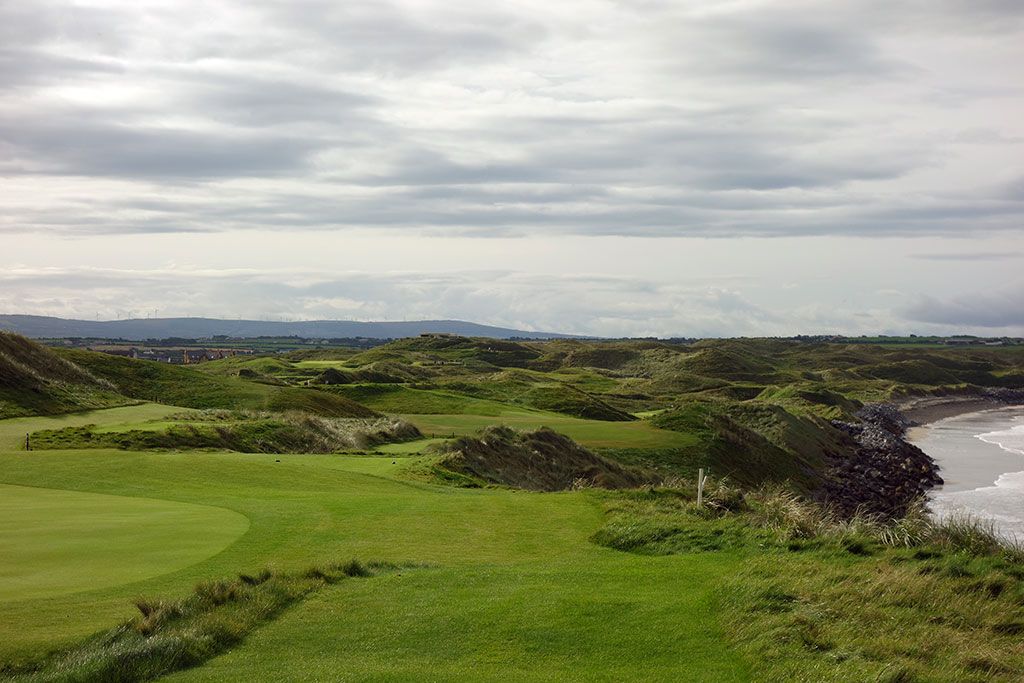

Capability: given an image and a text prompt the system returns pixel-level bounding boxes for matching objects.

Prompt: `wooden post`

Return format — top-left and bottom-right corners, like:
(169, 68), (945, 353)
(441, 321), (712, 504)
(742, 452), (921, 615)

(697, 468), (705, 507)
(25, 433), (30, 451)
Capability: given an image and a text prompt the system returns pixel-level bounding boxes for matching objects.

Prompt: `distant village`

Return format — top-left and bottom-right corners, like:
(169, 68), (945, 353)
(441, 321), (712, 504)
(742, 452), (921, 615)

(87, 346), (255, 365)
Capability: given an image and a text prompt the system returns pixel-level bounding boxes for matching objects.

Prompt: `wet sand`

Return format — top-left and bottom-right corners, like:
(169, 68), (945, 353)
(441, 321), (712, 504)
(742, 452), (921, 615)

(906, 406), (1024, 542)
(900, 396), (1010, 426)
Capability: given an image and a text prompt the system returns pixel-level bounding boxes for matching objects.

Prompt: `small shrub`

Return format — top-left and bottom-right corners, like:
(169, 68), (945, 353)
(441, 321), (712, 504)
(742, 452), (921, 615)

(340, 559), (371, 577)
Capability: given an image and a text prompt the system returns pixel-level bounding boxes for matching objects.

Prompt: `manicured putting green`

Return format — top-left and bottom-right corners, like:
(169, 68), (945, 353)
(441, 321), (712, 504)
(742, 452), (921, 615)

(0, 484), (248, 601)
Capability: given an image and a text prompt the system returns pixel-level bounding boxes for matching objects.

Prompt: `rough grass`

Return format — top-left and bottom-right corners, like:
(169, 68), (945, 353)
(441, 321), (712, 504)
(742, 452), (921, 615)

(56, 349), (377, 418)
(726, 548), (1024, 681)
(592, 483), (1024, 681)
(29, 413), (422, 454)
(0, 334), (130, 418)
(649, 400), (845, 490)
(0, 561), (379, 683)
(432, 426), (653, 491)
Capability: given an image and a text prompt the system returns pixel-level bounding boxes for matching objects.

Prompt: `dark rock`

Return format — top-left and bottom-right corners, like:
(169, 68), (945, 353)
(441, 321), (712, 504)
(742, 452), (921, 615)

(821, 403), (943, 518)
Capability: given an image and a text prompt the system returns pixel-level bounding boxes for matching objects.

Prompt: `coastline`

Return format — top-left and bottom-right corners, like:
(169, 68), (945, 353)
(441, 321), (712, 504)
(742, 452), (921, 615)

(898, 391), (1024, 427)
(904, 404), (1024, 541)
(820, 390), (1024, 518)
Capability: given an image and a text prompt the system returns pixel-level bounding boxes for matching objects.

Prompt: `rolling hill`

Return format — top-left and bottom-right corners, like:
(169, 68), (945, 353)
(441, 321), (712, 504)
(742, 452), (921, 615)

(0, 332), (130, 418)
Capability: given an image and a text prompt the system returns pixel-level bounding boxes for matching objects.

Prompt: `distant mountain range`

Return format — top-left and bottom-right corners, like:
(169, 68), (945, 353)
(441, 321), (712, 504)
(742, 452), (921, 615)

(0, 315), (573, 341)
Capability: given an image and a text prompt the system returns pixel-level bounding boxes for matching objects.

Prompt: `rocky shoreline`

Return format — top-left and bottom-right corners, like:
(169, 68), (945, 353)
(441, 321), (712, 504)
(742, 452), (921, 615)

(821, 389), (1024, 518)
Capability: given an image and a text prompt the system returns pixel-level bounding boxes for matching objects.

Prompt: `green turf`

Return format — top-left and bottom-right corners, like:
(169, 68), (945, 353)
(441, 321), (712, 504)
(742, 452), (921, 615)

(0, 403), (186, 451)
(0, 483), (247, 602)
(0, 409), (746, 680)
(6, 334), (1022, 680)
(403, 411), (697, 450)
(166, 557), (747, 683)
(292, 360), (349, 369)
(374, 437), (446, 454)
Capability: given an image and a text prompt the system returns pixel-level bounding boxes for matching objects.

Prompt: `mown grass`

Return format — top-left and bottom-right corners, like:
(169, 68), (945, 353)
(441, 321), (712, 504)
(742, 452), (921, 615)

(325, 384), (510, 415)
(0, 408), (748, 681)
(0, 483), (248, 602)
(1, 560), (379, 683)
(592, 482), (1024, 681)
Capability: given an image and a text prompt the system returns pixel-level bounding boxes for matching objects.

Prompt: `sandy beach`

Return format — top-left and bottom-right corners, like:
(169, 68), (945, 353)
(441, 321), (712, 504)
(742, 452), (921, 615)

(906, 405), (1024, 542)
(899, 395), (1021, 426)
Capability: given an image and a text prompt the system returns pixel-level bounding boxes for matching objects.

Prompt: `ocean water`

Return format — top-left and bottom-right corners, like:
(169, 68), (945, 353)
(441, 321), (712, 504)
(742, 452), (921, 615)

(906, 407), (1024, 544)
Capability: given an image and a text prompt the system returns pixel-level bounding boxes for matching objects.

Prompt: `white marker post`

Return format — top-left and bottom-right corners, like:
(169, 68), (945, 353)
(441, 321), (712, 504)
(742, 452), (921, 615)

(697, 468), (706, 507)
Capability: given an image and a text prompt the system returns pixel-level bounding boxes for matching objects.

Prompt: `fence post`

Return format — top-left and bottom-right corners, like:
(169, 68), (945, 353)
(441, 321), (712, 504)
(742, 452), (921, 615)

(697, 468), (705, 507)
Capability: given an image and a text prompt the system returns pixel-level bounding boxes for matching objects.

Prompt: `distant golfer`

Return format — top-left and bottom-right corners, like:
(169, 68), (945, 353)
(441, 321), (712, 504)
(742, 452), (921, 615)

(25, 433), (30, 451)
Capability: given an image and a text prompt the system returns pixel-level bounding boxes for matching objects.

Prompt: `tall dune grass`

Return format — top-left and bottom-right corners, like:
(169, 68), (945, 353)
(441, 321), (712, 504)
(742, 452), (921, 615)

(592, 480), (1024, 680)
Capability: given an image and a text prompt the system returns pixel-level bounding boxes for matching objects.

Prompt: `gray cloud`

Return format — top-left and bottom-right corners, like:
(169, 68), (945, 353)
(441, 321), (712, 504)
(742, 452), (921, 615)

(0, 0), (1021, 247)
(912, 251), (1023, 261)
(904, 285), (1024, 329)
(0, 112), (323, 179)
(252, 0), (548, 72)
(0, 266), (793, 337)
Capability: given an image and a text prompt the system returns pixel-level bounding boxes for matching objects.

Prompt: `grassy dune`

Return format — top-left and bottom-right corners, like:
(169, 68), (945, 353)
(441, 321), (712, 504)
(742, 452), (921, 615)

(57, 349), (376, 418)
(0, 333), (130, 418)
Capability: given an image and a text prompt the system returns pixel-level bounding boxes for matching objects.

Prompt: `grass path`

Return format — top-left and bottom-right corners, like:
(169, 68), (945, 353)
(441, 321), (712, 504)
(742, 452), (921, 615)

(167, 558), (745, 682)
(0, 407), (747, 680)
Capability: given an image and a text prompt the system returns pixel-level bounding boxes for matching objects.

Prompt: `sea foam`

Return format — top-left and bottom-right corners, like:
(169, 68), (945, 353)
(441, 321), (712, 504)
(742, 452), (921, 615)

(911, 408), (1024, 544)
(977, 422), (1024, 458)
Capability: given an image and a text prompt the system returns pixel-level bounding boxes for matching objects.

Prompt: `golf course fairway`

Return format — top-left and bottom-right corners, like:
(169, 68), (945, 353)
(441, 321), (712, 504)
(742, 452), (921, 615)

(0, 405), (749, 680)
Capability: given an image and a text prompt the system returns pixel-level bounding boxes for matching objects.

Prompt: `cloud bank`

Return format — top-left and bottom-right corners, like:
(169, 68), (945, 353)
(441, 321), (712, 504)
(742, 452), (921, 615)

(1, 1), (1022, 336)
(0, 0), (1021, 238)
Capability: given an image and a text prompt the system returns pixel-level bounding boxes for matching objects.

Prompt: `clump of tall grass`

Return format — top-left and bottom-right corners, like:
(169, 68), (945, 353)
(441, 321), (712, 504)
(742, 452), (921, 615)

(2, 560), (377, 683)
(174, 409), (423, 450)
(746, 487), (1024, 559)
(30, 411), (423, 454)
(597, 476), (1024, 562)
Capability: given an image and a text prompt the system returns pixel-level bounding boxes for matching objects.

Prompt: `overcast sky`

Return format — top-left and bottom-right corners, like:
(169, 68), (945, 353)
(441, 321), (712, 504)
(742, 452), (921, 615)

(1, 0), (1022, 336)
